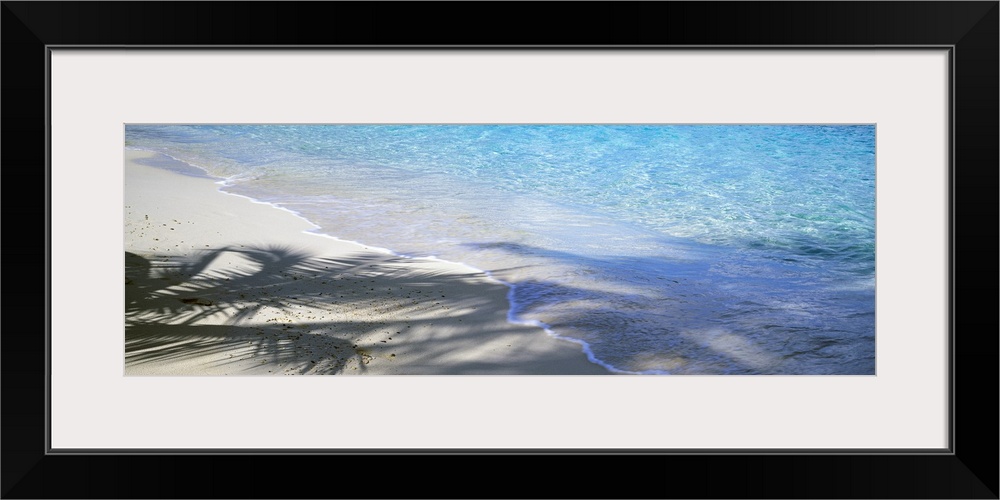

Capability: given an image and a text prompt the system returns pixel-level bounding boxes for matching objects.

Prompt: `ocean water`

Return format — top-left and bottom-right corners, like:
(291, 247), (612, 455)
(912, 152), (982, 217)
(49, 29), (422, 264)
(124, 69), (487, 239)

(125, 124), (876, 375)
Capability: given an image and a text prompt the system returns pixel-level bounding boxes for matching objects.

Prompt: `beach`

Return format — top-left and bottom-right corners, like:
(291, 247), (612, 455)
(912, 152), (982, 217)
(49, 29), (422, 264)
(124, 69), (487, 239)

(124, 125), (877, 375)
(124, 150), (610, 375)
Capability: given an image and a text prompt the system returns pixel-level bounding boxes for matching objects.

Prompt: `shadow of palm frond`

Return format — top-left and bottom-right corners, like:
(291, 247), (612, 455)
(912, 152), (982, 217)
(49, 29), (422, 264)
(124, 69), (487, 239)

(124, 245), (504, 373)
(126, 246), (320, 324)
(125, 321), (359, 374)
(132, 242), (833, 374)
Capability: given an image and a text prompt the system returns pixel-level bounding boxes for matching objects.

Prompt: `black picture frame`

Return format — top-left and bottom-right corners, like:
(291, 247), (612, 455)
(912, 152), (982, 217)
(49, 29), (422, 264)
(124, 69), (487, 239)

(3, 2), (997, 498)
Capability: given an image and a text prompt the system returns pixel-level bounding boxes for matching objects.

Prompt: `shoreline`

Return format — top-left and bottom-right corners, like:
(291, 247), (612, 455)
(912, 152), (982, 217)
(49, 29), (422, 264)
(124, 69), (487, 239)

(124, 149), (611, 375)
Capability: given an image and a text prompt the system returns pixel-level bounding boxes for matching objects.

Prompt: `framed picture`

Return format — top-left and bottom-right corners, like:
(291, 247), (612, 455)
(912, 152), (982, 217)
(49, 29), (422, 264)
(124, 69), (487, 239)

(5, 2), (996, 498)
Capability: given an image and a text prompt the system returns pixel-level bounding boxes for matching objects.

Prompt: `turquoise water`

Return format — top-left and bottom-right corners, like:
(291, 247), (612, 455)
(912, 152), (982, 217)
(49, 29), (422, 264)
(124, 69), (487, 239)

(126, 125), (876, 374)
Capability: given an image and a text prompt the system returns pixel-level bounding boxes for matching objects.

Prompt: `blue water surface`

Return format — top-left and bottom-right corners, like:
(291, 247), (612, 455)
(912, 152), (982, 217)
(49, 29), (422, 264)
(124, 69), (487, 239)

(126, 124), (876, 374)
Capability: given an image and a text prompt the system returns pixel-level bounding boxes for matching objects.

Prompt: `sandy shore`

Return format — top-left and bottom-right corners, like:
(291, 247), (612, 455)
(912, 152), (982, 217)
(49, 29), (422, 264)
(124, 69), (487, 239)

(124, 150), (610, 375)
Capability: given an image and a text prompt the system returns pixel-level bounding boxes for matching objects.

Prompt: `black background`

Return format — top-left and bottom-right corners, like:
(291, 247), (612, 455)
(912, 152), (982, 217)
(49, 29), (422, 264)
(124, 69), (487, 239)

(3, 2), (997, 498)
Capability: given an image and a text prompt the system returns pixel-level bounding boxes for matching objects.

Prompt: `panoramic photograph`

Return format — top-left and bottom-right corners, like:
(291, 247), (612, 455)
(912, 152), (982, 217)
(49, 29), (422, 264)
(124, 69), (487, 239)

(124, 124), (876, 375)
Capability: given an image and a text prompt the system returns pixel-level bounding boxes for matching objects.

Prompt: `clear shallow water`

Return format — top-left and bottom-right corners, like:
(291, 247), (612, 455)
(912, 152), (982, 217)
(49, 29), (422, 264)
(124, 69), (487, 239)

(126, 124), (876, 374)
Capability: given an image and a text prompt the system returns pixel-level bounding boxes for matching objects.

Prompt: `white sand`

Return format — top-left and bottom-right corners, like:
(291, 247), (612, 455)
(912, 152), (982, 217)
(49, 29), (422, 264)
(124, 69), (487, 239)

(124, 149), (610, 375)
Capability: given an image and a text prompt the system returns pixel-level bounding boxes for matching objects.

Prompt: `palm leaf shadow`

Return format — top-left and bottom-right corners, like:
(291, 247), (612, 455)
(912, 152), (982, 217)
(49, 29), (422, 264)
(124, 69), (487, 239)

(125, 244), (551, 374)
(126, 246), (370, 373)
